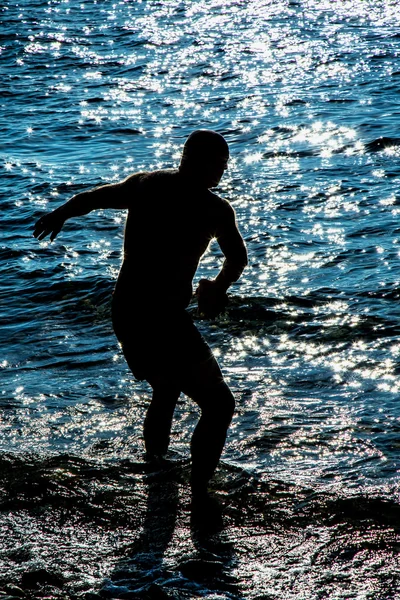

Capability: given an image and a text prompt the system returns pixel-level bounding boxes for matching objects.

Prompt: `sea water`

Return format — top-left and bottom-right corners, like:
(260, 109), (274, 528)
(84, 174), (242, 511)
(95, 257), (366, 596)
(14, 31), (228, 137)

(1, 1), (400, 598)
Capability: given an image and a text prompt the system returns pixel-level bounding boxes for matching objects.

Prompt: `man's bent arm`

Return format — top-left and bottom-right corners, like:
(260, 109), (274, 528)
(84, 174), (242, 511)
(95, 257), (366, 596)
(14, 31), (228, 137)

(214, 205), (248, 291)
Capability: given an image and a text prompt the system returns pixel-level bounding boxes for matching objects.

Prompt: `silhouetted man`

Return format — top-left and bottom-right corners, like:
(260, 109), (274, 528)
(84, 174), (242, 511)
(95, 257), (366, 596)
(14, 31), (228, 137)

(33, 130), (248, 499)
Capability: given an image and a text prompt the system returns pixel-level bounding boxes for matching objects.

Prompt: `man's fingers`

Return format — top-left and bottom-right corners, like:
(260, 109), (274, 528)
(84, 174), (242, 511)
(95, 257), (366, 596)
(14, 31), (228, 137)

(33, 214), (62, 241)
(33, 227), (43, 238)
(38, 229), (52, 241)
(33, 227), (56, 241)
(33, 218), (48, 238)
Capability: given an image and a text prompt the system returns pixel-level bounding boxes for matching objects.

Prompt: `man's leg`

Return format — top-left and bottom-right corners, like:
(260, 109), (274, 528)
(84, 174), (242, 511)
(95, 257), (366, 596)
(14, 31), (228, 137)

(144, 380), (181, 458)
(181, 357), (235, 495)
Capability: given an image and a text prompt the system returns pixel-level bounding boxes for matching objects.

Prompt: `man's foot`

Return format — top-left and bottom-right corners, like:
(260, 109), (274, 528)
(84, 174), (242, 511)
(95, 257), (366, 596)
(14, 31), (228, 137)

(143, 451), (171, 475)
(145, 450), (168, 463)
(191, 487), (223, 532)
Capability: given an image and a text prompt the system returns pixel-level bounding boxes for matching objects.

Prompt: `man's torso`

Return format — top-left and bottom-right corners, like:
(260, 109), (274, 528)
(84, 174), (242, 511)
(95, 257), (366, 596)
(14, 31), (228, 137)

(114, 169), (228, 310)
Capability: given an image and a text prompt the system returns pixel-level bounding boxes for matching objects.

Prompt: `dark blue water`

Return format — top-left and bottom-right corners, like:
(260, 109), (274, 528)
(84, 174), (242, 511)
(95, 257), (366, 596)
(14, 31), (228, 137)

(1, 1), (400, 598)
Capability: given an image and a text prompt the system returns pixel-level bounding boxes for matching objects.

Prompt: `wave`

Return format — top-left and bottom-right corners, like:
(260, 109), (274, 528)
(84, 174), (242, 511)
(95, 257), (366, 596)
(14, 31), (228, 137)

(197, 294), (400, 342)
(364, 136), (400, 152)
(260, 136), (400, 160)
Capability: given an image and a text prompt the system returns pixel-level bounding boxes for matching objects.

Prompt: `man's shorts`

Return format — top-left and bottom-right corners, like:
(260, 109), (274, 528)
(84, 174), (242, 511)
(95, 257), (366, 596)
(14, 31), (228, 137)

(112, 301), (213, 383)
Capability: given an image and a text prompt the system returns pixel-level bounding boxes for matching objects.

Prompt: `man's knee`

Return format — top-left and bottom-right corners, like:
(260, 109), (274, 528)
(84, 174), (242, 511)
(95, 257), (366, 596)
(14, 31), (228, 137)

(219, 383), (235, 423)
(201, 381), (235, 427)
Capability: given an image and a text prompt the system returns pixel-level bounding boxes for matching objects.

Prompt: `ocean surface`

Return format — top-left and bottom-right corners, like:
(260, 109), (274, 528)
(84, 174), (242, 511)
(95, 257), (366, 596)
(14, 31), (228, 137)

(1, 0), (400, 598)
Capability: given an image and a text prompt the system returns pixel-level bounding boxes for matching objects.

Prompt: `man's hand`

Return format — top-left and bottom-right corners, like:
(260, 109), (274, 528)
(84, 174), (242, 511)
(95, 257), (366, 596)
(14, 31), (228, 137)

(33, 209), (66, 241)
(196, 279), (228, 319)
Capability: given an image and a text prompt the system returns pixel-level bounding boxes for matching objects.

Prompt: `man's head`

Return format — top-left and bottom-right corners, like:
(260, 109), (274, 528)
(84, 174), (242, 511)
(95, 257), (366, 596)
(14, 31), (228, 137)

(179, 130), (229, 189)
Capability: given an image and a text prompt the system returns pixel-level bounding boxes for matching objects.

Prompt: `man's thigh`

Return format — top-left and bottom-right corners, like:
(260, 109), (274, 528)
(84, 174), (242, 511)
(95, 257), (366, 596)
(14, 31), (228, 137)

(181, 353), (224, 393)
(180, 354), (235, 421)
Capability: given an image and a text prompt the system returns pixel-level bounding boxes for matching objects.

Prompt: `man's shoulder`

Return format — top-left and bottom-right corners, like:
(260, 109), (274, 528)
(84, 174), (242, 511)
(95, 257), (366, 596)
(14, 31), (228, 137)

(140, 168), (178, 182)
(207, 190), (234, 215)
(124, 168), (177, 185)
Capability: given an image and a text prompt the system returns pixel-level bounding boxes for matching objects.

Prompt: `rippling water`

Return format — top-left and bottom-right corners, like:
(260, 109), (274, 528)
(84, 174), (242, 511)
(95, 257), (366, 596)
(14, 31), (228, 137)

(1, 1), (400, 598)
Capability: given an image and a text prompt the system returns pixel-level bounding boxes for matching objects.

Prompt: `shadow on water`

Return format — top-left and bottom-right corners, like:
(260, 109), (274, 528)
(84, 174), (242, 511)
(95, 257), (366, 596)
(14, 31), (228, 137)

(100, 460), (241, 600)
(101, 470), (181, 599)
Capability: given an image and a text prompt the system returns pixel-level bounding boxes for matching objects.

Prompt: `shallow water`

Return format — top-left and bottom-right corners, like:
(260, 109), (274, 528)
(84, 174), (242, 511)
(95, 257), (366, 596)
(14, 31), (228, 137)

(1, 0), (400, 598)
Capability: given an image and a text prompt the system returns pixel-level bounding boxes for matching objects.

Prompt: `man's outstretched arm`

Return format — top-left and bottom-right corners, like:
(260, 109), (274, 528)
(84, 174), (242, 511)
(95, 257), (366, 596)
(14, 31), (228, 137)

(33, 173), (141, 241)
